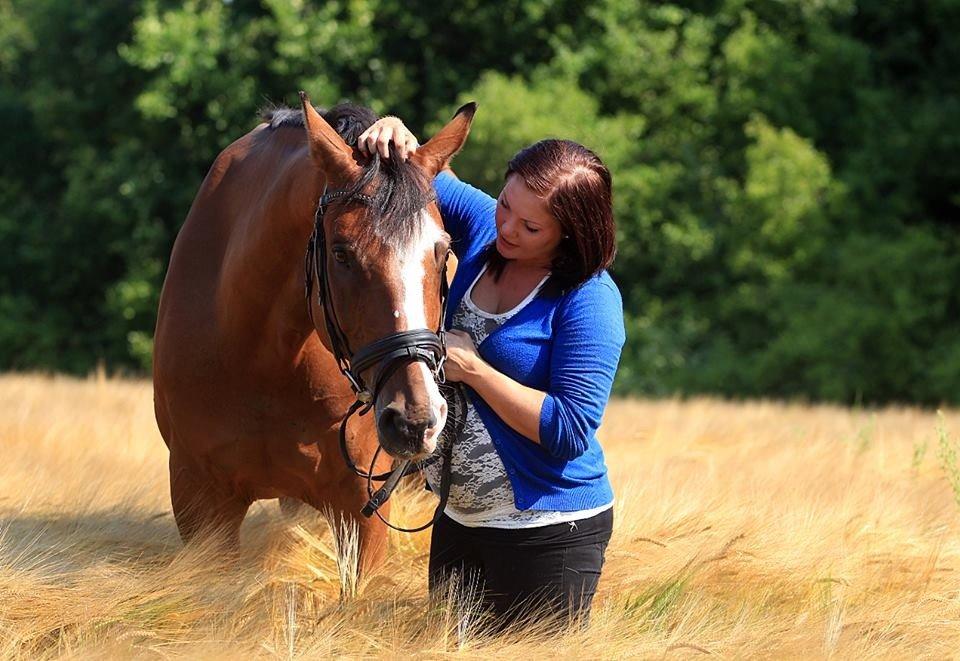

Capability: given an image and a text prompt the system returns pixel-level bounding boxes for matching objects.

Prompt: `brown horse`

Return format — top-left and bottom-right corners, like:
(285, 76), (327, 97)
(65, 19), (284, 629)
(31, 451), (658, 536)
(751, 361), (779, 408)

(153, 93), (475, 570)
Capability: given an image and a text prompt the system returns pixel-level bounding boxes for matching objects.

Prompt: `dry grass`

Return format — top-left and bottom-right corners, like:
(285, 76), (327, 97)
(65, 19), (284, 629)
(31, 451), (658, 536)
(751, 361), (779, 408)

(1, 372), (958, 659)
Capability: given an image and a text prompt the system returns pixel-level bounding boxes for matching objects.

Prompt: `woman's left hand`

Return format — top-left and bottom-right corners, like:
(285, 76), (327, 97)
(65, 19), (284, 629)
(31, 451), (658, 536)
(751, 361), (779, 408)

(442, 329), (483, 385)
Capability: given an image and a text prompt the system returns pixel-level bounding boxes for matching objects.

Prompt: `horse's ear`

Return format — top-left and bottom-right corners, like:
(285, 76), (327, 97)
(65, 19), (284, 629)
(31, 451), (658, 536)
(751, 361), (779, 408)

(299, 91), (361, 180)
(412, 102), (477, 176)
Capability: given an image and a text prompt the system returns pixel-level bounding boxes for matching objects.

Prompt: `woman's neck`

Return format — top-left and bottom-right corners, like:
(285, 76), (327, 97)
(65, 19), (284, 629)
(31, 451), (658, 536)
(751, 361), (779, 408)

(503, 256), (553, 277)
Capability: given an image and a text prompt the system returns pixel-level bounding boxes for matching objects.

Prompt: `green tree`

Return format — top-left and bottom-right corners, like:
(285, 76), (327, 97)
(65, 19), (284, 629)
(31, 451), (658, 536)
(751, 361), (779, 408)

(0, 0), (957, 404)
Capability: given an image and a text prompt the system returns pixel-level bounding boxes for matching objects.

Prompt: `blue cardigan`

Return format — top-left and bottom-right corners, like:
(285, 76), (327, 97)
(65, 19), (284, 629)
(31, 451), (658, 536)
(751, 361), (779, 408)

(435, 172), (625, 512)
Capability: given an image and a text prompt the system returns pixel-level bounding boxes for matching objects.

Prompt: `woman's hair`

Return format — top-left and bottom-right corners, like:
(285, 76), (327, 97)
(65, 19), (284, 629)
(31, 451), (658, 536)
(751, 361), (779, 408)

(485, 139), (617, 291)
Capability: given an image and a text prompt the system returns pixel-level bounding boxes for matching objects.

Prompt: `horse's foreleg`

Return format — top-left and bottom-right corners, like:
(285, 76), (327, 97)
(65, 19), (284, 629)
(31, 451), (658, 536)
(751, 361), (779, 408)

(356, 505), (389, 576)
(311, 424), (392, 584)
(321, 488), (388, 577)
(169, 453), (250, 548)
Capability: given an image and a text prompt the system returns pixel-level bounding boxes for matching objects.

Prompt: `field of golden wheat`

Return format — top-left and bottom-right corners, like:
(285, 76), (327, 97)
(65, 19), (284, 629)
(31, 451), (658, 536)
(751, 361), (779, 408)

(0, 372), (958, 658)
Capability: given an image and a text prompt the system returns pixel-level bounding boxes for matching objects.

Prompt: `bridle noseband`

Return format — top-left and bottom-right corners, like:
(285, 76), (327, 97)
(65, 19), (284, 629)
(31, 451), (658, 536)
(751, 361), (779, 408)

(304, 185), (462, 533)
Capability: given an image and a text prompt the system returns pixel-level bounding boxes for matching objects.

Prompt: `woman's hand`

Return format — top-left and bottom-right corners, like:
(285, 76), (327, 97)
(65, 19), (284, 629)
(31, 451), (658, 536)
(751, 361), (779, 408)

(357, 116), (419, 160)
(442, 329), (484, 385)
(442, 329), (548, 445)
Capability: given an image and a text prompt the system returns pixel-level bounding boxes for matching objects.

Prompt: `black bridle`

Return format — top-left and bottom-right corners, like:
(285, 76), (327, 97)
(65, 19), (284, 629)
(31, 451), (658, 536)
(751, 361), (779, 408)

(304, 186), (463, 533)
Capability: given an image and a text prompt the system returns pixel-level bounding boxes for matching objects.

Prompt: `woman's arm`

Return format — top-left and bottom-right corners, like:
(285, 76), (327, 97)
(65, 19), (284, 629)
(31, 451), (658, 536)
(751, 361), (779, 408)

(432, 173), (496, 260)
(444, 330), (547, 445)
(444, 281), (626, 460)
(537, 282), (625, 459)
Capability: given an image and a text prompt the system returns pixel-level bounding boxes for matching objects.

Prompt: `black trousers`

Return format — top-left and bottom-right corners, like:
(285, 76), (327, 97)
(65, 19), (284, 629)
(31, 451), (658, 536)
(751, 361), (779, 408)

(428, 508), (613, 629)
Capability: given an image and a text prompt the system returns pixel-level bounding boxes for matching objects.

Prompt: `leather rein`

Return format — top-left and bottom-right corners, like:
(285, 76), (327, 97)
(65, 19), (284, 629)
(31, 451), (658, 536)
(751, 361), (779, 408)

(304, 186), (463, 533)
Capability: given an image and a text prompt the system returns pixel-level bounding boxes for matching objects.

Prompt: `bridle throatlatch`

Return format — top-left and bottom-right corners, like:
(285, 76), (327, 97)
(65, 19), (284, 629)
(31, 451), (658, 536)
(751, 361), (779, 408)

(304, 187), (464, 533)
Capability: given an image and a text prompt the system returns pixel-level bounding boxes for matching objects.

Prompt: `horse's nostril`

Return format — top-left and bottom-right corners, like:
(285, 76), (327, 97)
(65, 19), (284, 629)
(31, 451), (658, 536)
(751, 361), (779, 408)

(377, 406), (436, 456)
(379, 407), (405, 437)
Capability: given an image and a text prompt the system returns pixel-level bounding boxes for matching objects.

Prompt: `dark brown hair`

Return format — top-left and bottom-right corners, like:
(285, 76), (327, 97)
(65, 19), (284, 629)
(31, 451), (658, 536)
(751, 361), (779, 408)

(486, 139), (617, 291)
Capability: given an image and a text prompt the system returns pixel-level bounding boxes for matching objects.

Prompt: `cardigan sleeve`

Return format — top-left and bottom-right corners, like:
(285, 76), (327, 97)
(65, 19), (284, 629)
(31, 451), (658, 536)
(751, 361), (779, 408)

(433, 171), (497, 260)
(538, 278), (626, 460)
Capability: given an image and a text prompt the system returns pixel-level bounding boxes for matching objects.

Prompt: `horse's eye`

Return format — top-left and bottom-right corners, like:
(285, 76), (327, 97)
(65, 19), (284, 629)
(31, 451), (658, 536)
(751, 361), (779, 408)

(332, 249), (349, 265)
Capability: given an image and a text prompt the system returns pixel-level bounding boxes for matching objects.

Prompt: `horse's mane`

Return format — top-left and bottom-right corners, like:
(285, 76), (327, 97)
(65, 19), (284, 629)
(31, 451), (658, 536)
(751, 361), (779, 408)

(261, 103), (433, 251)
(262, 102), (375, 145)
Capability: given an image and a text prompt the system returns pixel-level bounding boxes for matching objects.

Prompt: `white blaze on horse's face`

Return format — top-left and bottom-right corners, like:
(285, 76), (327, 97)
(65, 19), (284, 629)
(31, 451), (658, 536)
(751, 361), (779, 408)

(376, 209), (448, 454)
(398, 210), (448, 451)
(397, 210), (443, 330)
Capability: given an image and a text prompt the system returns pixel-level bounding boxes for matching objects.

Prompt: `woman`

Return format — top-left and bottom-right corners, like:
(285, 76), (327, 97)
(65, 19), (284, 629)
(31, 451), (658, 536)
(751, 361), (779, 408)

(358, 117), (625, 629)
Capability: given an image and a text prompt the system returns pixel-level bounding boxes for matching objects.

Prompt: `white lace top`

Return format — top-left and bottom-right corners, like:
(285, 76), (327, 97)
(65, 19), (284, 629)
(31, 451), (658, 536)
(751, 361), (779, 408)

(423, 265), (613, 528)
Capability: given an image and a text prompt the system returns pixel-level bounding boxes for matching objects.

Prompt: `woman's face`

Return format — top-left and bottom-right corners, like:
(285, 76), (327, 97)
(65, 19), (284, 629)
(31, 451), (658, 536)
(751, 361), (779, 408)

(495, 174), (564, 269)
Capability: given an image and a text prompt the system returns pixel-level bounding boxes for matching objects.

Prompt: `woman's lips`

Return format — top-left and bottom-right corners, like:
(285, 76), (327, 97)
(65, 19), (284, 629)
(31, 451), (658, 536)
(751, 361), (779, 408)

(497, 235), (518, 249)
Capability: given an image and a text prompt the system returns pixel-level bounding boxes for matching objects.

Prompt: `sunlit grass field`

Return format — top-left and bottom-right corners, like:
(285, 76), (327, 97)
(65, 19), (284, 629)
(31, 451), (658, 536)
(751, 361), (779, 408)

(1, 372), (958, 658)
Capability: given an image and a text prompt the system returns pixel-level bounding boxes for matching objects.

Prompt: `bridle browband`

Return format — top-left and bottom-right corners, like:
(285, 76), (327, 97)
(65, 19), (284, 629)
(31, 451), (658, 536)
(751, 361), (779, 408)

(304, 184), (462, 533)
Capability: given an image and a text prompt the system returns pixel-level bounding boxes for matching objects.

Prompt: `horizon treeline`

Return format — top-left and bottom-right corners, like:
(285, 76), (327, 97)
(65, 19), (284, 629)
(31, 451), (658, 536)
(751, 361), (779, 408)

(1, 0), (958, 405)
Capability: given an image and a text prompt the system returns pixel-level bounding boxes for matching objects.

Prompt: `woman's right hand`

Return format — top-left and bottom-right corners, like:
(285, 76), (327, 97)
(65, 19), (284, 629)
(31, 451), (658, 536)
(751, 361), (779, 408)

(357, 116), (420, 160)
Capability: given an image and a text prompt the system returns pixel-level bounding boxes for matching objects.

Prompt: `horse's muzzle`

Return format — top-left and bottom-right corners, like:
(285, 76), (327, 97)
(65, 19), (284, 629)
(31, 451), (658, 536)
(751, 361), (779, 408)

(376, 403), (443, 459)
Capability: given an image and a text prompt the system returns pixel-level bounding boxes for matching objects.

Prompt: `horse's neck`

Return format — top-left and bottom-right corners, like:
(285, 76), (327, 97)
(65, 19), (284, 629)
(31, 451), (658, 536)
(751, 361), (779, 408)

(216, 132), (323, 371)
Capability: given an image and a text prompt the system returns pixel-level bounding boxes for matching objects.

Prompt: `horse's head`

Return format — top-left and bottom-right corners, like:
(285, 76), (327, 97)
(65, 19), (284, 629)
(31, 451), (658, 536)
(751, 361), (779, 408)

(299, 93), (475, 460)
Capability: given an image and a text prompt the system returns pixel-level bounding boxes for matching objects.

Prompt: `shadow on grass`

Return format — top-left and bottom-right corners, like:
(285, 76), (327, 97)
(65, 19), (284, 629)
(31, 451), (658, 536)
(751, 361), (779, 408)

(0, 500), (304, 573)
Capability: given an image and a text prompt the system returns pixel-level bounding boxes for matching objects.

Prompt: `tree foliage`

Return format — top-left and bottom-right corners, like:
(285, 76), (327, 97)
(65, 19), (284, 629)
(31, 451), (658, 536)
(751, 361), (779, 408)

(1, 0), (957, 404)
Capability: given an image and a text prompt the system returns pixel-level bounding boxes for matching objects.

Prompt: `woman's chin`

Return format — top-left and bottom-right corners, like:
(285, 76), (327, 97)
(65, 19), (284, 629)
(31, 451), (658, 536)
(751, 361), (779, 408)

(496, 237), (517, 256)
